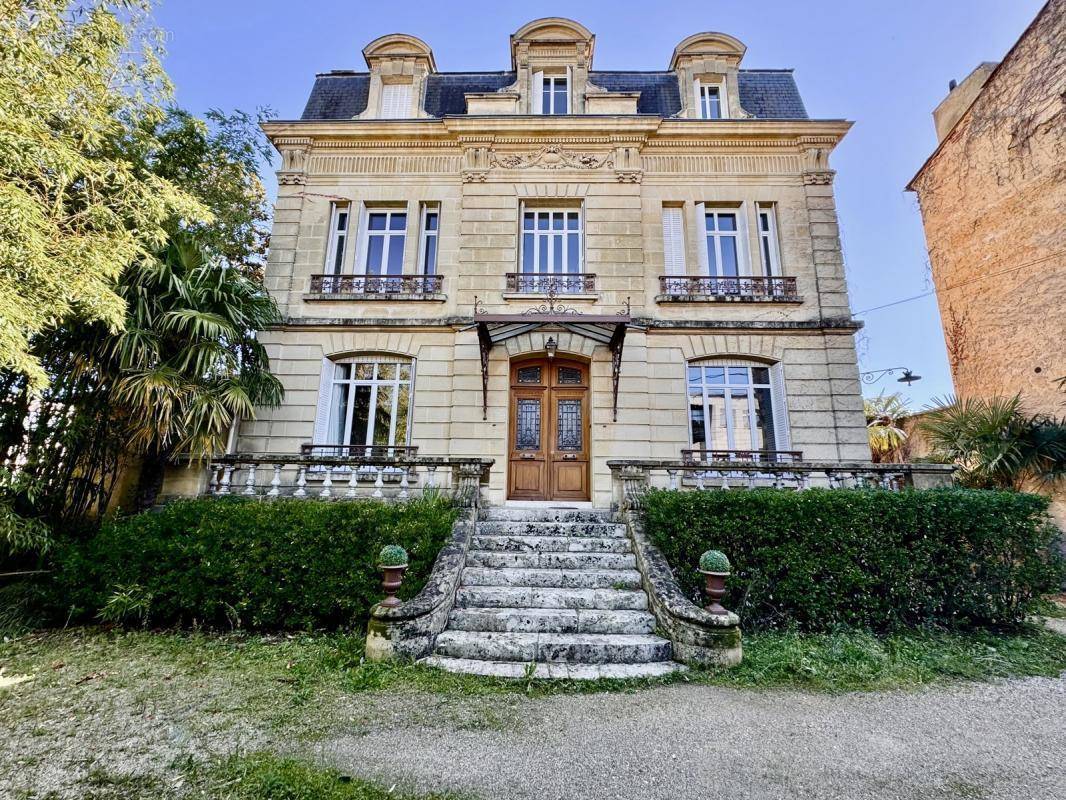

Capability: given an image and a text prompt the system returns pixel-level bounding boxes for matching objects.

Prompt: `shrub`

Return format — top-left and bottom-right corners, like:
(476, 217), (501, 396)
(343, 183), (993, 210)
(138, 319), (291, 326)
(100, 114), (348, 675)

(377, 544), (409, 567)
(643, 488), (1064, 632)
(698, 549), (731, 574)
(48, 497), (457, 631)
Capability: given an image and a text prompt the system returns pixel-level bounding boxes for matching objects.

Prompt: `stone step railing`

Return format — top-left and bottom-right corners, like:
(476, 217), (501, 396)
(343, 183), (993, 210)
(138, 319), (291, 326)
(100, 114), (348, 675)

(204, 454), (493, 508)
(608, 459), (955, 510)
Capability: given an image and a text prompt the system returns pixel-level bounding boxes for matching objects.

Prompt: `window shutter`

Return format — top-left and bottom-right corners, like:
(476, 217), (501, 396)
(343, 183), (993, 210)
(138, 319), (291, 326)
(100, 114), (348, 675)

(770, 363), (792, 449)
(566, 65), (573, 113)
(693, 79), (702, 118)
(353, 204), (367, 275)
(532, 71), (544, 114)
(380, 83), (411, 119)
(736, 203), (752, 276)
(313, 358), (334, 444)
(694, 202), (709, 275)
(661, 207), (686, 276)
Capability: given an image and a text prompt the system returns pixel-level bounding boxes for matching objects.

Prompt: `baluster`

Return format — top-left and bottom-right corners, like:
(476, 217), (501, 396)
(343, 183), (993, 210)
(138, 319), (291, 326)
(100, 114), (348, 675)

(720, 470), (730, 490)
(319, 466), (333, 498)
(398, 467), (410, 500)
(667, 469), (678, 491)
(243, 463), (258, 495)
(294, 466), (307, 498)
(207, 464), (219, 495)
(267, 464), (282, 497)
(373, 466), (385, 498)
(695, 470), (705, 490)
(426, 464), (438, 489)
(218, 465), (234, 495)
(746, 470), (757, 489)
(346, 468), (359, 498)
(772, 471), (783, 490)
(797, 471), (808, 491)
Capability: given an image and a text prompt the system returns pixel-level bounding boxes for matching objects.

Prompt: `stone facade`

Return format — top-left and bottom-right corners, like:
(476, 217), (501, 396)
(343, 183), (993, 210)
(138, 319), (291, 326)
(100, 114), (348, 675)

(202, 18), (871, 508)
(908, 1), (1065, 416)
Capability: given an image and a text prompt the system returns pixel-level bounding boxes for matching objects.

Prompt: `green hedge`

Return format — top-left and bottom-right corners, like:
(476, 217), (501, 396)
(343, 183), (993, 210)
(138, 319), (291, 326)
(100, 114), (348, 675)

(49, 497), (457, 631)
(643, 488), (1064, 632)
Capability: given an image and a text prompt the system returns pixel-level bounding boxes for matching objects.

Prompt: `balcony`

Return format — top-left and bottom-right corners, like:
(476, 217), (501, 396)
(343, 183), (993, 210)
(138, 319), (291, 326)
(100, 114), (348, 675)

(681, 448), (804, 465)
(657, 275), (800, 303)
(305, 274), (445, 301)
(504, 272), (597, 297)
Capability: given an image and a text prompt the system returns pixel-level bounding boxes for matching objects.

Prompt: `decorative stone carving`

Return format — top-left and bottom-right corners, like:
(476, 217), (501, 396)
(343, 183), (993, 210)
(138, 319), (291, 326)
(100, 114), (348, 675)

(275, 138), (311, 186)
(490, 145), (614, 170)
(803, 171), (836, 185)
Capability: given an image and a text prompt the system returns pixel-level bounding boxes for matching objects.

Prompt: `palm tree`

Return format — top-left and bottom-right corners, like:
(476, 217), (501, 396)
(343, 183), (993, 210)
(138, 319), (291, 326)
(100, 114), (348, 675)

(920, 395), (1066, 490)
(112, 233), (283, 508)
(864, 393), (910, 463)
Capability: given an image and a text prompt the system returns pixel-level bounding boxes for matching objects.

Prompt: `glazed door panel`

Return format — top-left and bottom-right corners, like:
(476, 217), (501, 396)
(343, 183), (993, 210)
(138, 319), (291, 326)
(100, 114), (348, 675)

(508, 358), (590, 501)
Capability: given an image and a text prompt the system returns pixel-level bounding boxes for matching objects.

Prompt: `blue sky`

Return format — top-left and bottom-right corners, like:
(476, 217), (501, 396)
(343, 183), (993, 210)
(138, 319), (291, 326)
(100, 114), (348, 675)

(153, 0), (1044, 408)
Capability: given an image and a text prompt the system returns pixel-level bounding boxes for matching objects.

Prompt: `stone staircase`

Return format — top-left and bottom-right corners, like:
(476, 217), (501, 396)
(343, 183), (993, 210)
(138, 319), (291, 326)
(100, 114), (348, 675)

(421, 506), (684, 679)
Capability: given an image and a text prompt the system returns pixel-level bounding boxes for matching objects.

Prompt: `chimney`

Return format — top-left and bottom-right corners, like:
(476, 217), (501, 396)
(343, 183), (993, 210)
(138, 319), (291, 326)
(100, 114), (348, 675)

(932, 62), (998, 142)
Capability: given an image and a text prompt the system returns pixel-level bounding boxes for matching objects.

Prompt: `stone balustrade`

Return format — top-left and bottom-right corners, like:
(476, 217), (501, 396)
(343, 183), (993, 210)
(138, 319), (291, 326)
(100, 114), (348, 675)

(204, 454), (493, 508)
(607, 459), (955, 510)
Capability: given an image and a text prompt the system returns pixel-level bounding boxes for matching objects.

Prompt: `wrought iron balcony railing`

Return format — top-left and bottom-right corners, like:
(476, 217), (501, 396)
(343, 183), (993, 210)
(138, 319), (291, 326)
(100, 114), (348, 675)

(505, 273), (597, 294)
(308, 274), (444, 296)
(658, 275), (799, 301)
(681, 448), (805, 465)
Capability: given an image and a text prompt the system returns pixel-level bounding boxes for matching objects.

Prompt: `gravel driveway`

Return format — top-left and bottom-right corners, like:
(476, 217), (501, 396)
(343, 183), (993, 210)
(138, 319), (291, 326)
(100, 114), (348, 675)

(316, 675), (1066, 800)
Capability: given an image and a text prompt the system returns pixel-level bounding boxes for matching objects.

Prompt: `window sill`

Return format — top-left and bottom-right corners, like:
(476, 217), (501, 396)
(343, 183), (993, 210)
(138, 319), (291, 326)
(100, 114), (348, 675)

(502, 292), (599, 303)
(655, 294), (802, 304)
(303, 293), (447, 303)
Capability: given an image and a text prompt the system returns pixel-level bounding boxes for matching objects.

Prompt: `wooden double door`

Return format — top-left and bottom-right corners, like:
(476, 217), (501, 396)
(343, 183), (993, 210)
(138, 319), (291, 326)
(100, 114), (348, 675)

(508, 357), (590, 501)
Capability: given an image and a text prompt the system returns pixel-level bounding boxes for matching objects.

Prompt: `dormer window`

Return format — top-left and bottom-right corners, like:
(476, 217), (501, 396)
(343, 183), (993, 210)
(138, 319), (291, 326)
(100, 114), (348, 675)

(698, 83), (723, 119)
(532, 71), (571, 114)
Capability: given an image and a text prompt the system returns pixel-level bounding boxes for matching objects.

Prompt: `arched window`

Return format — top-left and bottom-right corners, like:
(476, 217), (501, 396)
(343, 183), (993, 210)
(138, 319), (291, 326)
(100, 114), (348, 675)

(686, 359), (789, 456)
(313, 355), (414, 451)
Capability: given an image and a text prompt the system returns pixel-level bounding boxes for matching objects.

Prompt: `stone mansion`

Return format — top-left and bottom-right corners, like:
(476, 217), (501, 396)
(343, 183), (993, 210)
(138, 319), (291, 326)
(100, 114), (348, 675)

(170, 18), (878, 508)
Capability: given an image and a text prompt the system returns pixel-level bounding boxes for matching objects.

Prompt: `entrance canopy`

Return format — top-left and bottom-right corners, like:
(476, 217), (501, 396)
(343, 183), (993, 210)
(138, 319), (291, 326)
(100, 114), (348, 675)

(471, 295), (637, 421)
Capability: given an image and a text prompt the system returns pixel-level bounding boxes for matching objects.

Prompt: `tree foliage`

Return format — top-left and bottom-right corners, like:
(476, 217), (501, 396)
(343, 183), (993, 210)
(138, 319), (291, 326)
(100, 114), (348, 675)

(864, 392), (910, 463)
(920, 395), (1066, 490)
(0, 0), (206, 390)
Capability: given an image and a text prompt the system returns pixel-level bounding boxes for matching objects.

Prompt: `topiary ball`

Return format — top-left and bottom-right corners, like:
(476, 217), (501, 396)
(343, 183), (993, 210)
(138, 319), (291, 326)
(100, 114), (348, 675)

(378, 544), (409, 567)
(699, 549), (731, 574)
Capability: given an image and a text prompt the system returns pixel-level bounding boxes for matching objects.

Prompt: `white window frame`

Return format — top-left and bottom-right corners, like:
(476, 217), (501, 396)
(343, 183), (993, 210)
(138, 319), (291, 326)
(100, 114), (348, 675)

(661, 205), (687, 276)
(313, 355), (415, 451)
(379, 82), (413, 119)
(694, 79), (728, 119)
(532, 70), (571, 114)
(757, 203), (782, 277)
(696, 203), (750, 277)
(416, 204), (440, 275)
(356, 207), (408, 276)
(686, 360), (790, 455)
(324, 203), (351, 275)
(519, 207), (583, 277)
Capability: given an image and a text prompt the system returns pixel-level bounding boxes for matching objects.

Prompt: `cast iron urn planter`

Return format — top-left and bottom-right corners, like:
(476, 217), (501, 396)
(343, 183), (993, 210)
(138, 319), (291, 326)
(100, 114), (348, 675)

(377, 545), (409, 608)
(698, 549), (732, 615)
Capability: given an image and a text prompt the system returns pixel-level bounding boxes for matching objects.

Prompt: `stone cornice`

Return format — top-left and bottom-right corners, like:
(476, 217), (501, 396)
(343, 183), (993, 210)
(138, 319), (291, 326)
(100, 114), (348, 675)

(269, 317), (863, 333)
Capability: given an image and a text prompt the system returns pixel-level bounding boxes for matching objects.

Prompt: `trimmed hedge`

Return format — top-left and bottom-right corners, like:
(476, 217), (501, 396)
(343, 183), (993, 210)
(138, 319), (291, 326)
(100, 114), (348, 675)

(643, 488), (1064, 632)
(49, 497), (457, 631)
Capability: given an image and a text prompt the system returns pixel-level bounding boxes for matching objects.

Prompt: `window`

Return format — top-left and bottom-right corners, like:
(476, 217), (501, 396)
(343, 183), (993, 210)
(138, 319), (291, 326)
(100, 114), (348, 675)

(361, 210), (407, 275)
(418, 205), (439, 275)
(324, 203), (350, 274)
(317, 357), (413, 452)
(661, 206), (686, 276)
(521, 209), (582, 284)
(687, 363), (782, 455)
(757, 204), (781, 276)
(533, 71), (569, 114)
(380, 83), (412, 119)
(698, 83), (723, 119)
(702, 209), (742, 277)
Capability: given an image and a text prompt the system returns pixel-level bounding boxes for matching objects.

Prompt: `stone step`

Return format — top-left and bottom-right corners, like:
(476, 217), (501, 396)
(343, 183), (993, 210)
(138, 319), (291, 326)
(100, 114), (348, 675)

(434, 631), (673, 664)
(476, 520), (627, 538)
(420, 655), (686, 681)
(465, 551), (637, 570)
(448, 607), (657, 635)
(456, 585), (649, 611)
(471, 535), (631, 554)
(462, 567), (642, 590)
(480, 507), (612, 523)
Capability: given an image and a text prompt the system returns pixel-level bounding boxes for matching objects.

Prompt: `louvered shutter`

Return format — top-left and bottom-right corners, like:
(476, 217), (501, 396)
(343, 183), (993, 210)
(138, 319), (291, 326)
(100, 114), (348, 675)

(312, 358), (334, 445)
(736, 203), (752, 276)
(532, 71), (544, 114)
(565, 65), (573, 113)
(662, 207), (686, 276)
(380, 83), (411, 119)
(694, 202), (709, 275)
(693, 78), (702, 118)
(770, 363), (792, 450)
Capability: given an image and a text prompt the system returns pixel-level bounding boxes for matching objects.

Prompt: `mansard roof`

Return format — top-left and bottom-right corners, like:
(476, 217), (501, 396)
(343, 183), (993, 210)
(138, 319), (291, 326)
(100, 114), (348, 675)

(300, 69), (808, 120)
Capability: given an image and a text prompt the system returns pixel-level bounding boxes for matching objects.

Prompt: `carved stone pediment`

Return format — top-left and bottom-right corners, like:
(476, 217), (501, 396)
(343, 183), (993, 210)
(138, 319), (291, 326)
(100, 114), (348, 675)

(490, 145), (614, 170)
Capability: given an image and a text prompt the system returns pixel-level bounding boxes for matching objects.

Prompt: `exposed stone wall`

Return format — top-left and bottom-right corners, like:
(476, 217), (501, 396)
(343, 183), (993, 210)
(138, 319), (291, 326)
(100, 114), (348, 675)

(910, 1), (1065, 416)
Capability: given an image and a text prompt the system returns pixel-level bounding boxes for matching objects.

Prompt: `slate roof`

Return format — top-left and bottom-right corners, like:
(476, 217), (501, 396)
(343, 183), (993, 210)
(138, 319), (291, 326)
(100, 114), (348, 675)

(299, 69), (808, 120)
